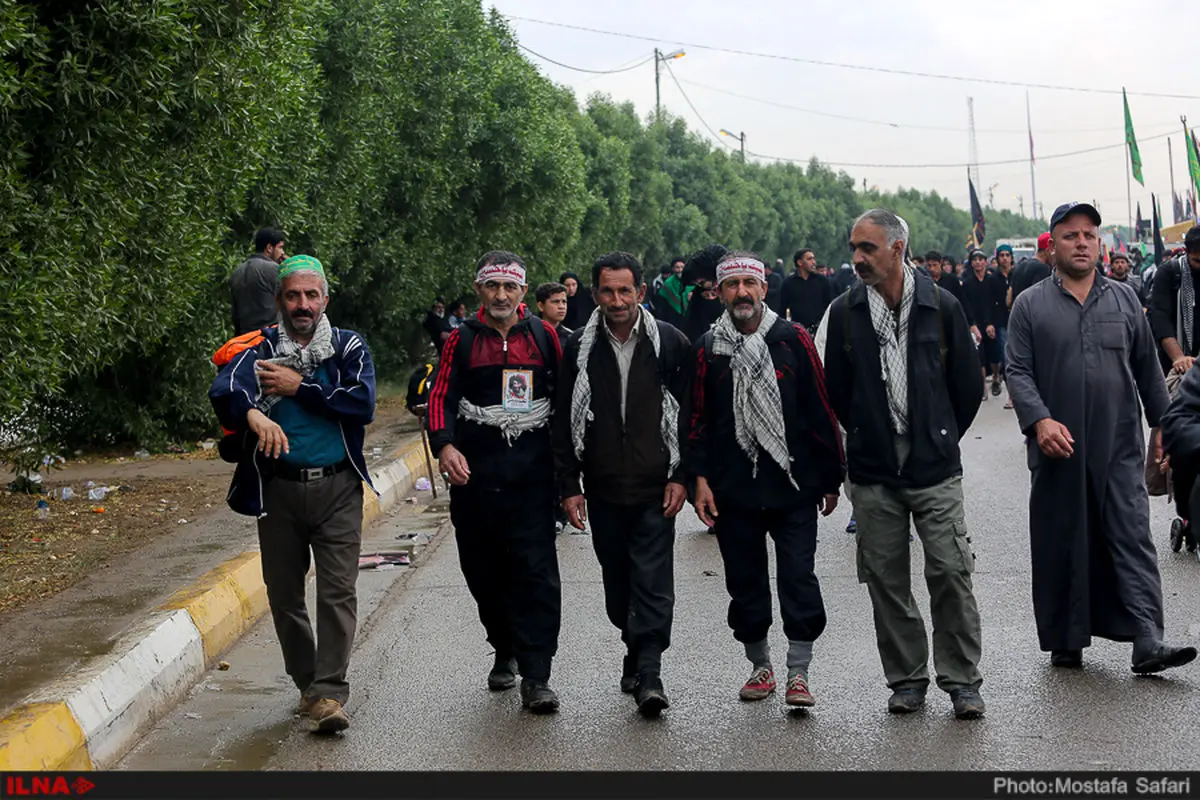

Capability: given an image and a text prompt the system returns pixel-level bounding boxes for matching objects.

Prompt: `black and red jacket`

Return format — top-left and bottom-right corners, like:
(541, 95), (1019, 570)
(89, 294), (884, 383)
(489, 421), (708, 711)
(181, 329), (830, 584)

(426, 306), (562, 490)
(684, 316), (844, 509)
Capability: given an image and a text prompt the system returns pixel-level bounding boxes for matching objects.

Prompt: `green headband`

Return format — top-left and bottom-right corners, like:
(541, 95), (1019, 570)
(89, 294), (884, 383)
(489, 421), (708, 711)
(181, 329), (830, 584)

(278, 254), (325, 280)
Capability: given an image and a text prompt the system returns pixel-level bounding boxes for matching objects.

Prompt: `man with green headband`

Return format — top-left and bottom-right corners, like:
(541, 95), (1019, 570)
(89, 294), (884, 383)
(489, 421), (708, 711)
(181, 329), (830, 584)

(210, 253), (377, 735)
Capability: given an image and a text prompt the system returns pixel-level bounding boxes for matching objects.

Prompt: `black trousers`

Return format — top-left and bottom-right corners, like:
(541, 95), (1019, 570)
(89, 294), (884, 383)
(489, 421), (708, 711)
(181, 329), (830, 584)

(587, 497), (676, 675)
(1175, 463), (1197, 521)
(713, 502), (826, 644)
(450, 483), (561, 681)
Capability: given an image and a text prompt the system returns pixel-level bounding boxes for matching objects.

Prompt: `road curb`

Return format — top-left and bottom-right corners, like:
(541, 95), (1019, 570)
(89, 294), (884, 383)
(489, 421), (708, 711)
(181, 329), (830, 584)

(0, 434), (435, 771)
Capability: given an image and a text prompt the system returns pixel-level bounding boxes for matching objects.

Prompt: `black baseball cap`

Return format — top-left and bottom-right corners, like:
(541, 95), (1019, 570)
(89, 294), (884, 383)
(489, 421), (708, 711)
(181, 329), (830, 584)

(1050, 201), (1102, 231)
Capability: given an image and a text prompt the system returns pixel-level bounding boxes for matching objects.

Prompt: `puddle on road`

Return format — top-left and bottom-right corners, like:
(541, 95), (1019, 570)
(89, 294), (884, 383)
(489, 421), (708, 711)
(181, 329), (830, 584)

(207, 718), (296, 770)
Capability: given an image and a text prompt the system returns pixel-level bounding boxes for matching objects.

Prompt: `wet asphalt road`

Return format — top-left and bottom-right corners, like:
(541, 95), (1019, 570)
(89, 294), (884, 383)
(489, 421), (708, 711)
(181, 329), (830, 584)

(118, 398), (1200, 771)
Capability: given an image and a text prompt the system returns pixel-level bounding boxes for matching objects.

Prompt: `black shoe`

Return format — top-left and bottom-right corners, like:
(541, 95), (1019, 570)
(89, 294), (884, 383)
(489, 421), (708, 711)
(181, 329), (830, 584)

(487, 655), (518, 691)
(634, 675), (670, 717)
(620, 654), (638, 694)
(520, 679), (560, 714)
(991, 379), (1001, 397)
(949, 688), (985, 720)
(1050, 649), (1083, 668)
(1132, 643), (1198, 675)
(887, 688), (926, 714)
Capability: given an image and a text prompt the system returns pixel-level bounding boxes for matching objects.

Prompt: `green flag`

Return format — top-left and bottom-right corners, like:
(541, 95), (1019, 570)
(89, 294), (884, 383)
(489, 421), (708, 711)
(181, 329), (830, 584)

(1124, 88), (1143, 186)
(1188, 125), (1200, 197)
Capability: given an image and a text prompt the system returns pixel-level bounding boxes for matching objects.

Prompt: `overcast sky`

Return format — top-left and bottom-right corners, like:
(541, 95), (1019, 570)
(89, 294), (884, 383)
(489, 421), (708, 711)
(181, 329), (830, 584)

(488, 0), (1200, 229)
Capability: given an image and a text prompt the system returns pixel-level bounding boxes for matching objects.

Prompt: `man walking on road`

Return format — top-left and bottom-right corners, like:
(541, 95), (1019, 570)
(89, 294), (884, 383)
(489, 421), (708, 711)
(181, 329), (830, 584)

(823, 209), (986, 720)
(685, 251), (844, 708)
(210, 255), (377, 734)
(426, 251), (564, 714)
(961, 248), (1004, 400)
(230, 227), (286, 335)
(782, 248), (834, 336)
(1007, 202), (1197, 675)
(554, 251), (691, 717)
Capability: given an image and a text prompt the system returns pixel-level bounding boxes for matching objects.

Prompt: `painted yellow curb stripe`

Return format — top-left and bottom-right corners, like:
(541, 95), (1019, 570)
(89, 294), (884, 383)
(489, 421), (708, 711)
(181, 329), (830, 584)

(160, 552), (268, 664)
(0, 702), (92, 771)
(361, 436), (432, 527)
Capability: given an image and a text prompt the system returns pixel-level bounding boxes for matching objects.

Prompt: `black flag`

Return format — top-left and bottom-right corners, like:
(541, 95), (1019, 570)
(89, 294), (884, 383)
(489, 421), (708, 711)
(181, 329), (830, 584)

(968, 177), (986, 250)
(1136, 202), (1145, 241)
(1152, 193), (1165, 267)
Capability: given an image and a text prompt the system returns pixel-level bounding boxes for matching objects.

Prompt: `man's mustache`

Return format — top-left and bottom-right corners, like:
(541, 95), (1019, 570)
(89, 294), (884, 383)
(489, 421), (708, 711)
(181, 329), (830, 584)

(291, 310), (314, 319)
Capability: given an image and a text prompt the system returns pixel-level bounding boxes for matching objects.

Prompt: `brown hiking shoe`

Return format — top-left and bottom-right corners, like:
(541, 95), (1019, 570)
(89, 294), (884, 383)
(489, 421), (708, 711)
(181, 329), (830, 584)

(308, 699), (350, 734)
(295, 693), (318, 717)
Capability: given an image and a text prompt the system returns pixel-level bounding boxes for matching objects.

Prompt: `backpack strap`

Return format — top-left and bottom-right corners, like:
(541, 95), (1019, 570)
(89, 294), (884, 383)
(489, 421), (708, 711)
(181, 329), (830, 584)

(527, 317), (557, 395)
(933, 285), (947, 371)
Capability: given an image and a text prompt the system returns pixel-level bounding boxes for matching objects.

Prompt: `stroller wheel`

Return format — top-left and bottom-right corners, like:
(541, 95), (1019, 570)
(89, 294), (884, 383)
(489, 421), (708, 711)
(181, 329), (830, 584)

(1170, 519), (1184, 552)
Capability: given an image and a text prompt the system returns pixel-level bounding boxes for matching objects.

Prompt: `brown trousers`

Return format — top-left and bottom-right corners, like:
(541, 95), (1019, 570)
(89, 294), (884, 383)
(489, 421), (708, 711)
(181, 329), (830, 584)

(257, 468), (363, 705)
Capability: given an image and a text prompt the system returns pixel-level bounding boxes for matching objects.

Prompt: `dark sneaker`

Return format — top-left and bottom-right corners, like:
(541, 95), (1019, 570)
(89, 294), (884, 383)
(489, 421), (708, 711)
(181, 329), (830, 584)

(487, 655), (518, 691)
(845, 517), (857, 534)
(1050, 649), (1083, 668)
(991, 379), (1001, 397)
(738, 666), (776, 701)
(620, 654), (638, 694)
(520, 679), (560, 714)
(950, 688), (985, 720)
(887, 688), (926, 714)
(784, 675), (815, 708)
(1132, 644), (1198, 675)
(308, 699), (350, 733)
(634, 675), (670, 717)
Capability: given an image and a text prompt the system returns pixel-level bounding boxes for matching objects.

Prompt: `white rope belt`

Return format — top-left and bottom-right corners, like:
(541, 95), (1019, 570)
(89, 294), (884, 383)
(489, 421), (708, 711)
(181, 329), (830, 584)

(457, 397), (551, 445)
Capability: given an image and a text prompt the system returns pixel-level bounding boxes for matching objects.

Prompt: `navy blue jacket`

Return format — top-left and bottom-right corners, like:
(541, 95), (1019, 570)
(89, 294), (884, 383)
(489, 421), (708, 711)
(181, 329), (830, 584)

(209, 326), (377, 517)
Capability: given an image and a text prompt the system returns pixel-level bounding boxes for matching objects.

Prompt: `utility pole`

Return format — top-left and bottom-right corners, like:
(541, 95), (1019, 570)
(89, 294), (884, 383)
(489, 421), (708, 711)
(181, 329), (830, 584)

(966, 97), (980, 191)
(653, 48), (685, 124)
(654, 48), (661, 122)
(1026, 91), (1038, 220)
(720, 129), (745, 162)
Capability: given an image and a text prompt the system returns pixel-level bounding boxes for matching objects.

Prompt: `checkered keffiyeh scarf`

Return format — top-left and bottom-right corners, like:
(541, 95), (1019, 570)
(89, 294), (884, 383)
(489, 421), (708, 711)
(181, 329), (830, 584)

(570, 306), (680, 472)
(866, 265), (915, 435)
(711, 305), (796, 488)
(258, 315), (335, 412)
(1177, 255), (1195, 357)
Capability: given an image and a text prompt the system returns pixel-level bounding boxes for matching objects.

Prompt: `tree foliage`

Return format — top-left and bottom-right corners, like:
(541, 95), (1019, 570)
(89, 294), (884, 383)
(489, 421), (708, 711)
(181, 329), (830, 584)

(1, 0), (1048, 450)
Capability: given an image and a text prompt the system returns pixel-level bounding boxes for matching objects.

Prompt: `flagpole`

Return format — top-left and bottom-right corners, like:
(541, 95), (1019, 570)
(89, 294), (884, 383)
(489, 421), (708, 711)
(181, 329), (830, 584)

(1026, 92), (1037, 220)
(1169, 136), (1178, 224)
(1125, 133), (1133, 238)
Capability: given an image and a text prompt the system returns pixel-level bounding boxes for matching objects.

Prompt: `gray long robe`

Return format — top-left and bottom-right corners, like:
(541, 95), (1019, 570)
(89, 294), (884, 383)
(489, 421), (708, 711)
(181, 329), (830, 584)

(1005, 273), (1170, 651)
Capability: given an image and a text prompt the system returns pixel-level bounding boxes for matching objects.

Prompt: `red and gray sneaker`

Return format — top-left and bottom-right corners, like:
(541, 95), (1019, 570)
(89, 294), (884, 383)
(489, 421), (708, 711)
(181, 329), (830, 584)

(785, 675), (815, 707)
(738, 666), (776, 701)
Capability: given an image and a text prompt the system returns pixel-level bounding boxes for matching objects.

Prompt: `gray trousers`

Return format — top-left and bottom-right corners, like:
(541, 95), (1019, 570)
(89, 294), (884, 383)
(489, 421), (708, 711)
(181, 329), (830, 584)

(257, 468), (363, 705)
(852, 436), (983, 692)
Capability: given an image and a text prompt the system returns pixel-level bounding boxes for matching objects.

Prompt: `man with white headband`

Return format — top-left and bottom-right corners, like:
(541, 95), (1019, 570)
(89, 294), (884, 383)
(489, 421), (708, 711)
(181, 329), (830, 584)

(426, 250), (564, 714)
(684, 250), (844, 709)
(823, 208), (986, 720)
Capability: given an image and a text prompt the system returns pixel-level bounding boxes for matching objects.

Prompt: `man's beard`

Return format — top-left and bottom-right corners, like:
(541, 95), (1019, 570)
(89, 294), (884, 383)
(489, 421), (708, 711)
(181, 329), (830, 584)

(1059, 261), (1095, 280)
(285, 310), (320, 338)
(487, 303), (516, 322)
(728, 298), (761, 323)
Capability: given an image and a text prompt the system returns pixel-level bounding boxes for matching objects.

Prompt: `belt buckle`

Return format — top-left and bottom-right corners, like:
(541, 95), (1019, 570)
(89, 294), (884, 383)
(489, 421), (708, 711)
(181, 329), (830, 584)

(304, 467), (325, 481)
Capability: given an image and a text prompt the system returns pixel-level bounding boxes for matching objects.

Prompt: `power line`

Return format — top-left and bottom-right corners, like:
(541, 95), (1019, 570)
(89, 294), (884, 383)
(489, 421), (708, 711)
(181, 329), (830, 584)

(507, 15), (1200, 101)
(516, 42), (653, 74)
(748, 130), (1174, 169)
(678, 77), (1184, 136)
(661, 60), (738, 152)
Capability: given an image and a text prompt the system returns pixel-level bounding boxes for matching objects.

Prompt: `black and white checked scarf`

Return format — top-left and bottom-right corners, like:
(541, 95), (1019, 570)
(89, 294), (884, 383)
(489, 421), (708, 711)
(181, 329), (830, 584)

(258, 314), (335, 412)
(711, 305), (796, 488)
(866, 265), (915, 435)
(1177, 255), (1194, 357)
(570, 307), (680, 472)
